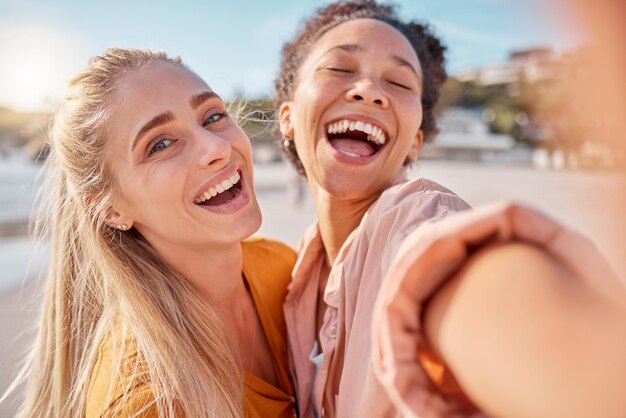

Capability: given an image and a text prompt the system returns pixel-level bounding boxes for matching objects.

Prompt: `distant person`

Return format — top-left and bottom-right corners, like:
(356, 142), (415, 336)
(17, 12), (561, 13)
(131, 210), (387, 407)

(9, 48), (296, 418)
(288, 173), (307, 209)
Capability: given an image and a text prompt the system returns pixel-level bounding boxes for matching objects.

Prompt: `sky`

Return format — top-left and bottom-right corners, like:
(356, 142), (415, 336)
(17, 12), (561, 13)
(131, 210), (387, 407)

(0, 0), (584, 112)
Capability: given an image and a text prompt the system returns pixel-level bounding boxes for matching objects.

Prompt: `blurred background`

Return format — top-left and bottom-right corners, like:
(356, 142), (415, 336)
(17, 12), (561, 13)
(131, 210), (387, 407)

(1, 0), (624, 416)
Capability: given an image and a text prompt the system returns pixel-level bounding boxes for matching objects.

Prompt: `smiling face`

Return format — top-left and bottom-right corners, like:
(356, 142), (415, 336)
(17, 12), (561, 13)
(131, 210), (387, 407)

(279, 18), (424, 201)
(105, 62), (261, 255)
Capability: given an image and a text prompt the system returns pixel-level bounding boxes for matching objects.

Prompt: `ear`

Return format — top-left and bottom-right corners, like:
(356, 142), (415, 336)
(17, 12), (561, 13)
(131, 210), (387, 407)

(407, 129), (424, 162)
(84, 192), (134, 231)
(104, 207), (134, 231)
(278, 101), (295, 140)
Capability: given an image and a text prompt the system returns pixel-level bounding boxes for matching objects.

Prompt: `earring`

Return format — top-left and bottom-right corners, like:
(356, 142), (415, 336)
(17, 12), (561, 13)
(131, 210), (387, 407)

(282, 136), (292, 149)
(117, 224), (128, 231)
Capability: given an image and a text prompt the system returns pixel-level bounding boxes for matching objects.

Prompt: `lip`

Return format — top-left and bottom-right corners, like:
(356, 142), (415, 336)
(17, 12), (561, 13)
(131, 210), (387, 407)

(193, 163), (251, 215)
(197, 173), (250, 215)
(193, 163), (241, 202)
(323, 114), (391, 165)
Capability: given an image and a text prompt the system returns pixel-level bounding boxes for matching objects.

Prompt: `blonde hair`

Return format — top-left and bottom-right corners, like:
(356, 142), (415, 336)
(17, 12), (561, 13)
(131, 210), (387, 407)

(13, 48), (244, 418)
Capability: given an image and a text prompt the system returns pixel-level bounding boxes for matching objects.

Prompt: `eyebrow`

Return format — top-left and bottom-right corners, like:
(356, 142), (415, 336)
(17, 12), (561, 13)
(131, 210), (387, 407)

(131, 112), (174, 152)
(190, 91), (218, 110)
(391, 55), (419, 78)
(323, 43), (362, 56)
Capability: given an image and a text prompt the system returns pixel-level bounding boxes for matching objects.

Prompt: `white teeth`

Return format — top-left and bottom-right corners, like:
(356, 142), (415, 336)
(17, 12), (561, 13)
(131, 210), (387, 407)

(326, 119), (387, 145)
(368, 126), (387, 145)
(195, 171), (241, 204)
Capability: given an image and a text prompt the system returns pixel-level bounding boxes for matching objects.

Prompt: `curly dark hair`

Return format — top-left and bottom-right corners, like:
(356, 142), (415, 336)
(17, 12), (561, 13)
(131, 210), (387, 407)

(274, 0), (447, 175)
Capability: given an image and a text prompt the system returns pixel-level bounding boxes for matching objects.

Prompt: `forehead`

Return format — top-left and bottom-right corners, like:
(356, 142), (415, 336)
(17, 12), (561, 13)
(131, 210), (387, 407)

(114, 62), (208, 102)
(108, 62), (211, 135)
(310, 18), (419, 65)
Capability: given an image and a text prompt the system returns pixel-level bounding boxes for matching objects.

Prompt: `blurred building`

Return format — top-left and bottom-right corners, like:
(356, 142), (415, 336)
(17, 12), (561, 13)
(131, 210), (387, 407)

(455, 47), (561, 92)
(422, 107), (527, 163)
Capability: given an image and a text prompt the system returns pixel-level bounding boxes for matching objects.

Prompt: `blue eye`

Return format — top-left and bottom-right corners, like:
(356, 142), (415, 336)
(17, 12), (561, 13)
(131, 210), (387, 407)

(202, 111), (227, 127)
(149, 137), (174, 155)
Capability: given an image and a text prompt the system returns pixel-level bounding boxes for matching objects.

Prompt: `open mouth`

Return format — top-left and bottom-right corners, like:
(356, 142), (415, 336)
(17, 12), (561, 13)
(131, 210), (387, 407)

(194, 170), (243, 207)
(326, 118), (387, 158)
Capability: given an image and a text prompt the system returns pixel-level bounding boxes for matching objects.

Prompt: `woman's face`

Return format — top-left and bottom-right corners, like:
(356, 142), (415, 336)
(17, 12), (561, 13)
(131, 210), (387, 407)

(105, 62), (261, 254)
(280, 18), (424, 200)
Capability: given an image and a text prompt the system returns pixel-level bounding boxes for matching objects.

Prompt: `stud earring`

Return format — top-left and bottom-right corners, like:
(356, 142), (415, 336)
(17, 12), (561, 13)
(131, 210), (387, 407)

(117, 224), (128, 231)
(282, 135), (292, 149)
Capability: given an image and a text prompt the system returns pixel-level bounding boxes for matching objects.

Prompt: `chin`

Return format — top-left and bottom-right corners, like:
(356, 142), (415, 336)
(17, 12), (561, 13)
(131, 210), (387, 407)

(323, 177), (382, 201)
(239, 203), (263, 239)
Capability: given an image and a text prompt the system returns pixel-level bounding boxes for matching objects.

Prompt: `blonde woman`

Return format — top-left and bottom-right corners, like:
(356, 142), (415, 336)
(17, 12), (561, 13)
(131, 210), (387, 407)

(12, 48), (296, 418)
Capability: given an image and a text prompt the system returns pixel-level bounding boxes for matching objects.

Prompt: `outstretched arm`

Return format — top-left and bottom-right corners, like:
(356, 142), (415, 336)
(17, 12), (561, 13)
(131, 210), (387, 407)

(373, 203), (626, 418)
(424, 240), (626, 418)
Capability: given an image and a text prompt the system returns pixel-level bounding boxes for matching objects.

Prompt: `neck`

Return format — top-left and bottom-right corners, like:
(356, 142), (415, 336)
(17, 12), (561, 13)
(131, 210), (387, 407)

(311, 186), (379, 266)
(156, 240), (247, 315)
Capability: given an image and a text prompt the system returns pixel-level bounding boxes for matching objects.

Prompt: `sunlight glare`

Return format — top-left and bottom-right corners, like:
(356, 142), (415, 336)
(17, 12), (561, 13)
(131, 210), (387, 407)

(0, 21), (83, 112)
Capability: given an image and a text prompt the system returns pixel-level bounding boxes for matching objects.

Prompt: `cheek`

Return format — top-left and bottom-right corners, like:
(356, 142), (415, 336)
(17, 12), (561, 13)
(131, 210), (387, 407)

(131, 164), (183, 208)
(226, 125), (253, 158)
(398, 97), (423, 132)
(293, 136), (311, 165)
(295, 78), (337, 121)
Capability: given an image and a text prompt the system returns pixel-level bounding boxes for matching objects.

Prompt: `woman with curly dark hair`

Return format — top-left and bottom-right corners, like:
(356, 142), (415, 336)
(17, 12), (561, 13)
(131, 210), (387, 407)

(275, 1), (626, 418)
(275, 2), (470, 417)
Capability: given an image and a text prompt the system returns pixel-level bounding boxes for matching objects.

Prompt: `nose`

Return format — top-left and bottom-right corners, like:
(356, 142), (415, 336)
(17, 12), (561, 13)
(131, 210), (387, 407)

(345, 78), (389, 108)
(194, 128), (232, 169)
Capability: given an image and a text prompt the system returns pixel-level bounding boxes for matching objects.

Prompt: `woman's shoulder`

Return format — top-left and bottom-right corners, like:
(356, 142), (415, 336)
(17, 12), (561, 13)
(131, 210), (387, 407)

(242, 237), (296, 302)
(242, 236), (297, 272)
(380, 177), (470, 212)
(346, 177), (471, 267)
(86, 325), (158, 418)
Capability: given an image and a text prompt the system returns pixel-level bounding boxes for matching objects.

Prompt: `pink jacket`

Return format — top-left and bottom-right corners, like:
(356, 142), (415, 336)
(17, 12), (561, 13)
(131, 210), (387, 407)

(283, 178), (470, 418)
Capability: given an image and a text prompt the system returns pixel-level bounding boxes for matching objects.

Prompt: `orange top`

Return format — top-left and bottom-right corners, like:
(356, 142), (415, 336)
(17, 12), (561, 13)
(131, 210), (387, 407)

(86, 237), (296, 418)
(242, 237), (297, 418)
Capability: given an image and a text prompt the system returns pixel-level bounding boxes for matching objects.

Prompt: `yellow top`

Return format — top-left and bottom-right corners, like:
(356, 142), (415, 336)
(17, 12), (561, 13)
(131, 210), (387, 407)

(86, 237), (297, 418)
